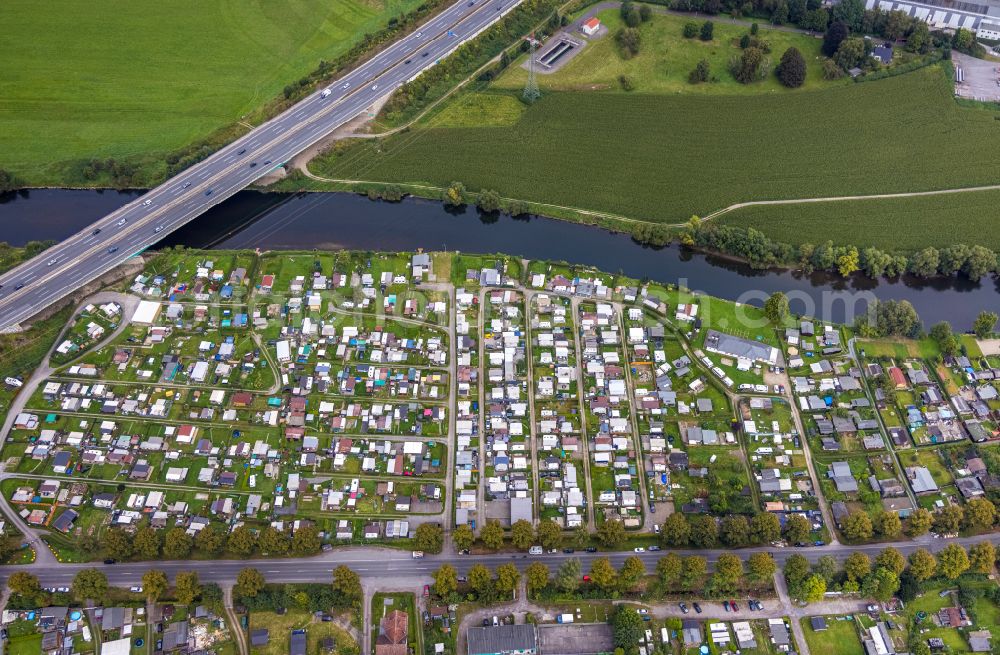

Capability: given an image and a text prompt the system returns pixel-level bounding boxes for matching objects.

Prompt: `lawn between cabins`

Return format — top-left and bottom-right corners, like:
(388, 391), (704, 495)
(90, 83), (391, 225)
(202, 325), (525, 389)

(0, 0), (428, 186)
(310, 64), (1000, 238)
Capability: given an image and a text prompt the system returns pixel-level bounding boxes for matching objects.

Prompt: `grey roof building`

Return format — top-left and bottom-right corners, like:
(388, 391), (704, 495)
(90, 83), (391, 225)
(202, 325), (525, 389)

(468, 625), (538, 655)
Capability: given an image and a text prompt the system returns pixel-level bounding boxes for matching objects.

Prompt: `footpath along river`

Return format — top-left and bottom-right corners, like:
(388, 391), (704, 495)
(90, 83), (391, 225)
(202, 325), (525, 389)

(2, 188), (998, 328)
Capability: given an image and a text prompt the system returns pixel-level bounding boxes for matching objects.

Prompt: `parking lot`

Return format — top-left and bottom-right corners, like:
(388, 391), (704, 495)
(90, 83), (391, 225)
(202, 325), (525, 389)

(953, 51), (1000, 102)
(538, 623), (614, 655)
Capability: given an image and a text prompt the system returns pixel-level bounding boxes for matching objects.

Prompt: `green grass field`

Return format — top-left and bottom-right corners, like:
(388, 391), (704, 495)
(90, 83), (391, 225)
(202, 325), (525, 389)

(313, 64), (1000, 229)
(714, 187), (1000, 251)
(1, 0), (424, 185)
(495, 9), (846, 95)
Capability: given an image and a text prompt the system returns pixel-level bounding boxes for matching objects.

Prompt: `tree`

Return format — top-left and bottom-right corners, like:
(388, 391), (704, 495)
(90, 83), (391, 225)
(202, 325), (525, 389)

(615, 28), (642, 58)
(814, 555), (838, 584)
(228, 525), (257, 555)
(443, 182), (466, 206)
(801, 574), (827, 602)
(908, 548), (937, 581)
(875, 547), (906, 577)
(683, 22), (699, 38)
(619, 556), (647, 592)
(536, 520), (562, 551)
(612, 606), (644, 650)
(910, 247), (940, 277)
(748, 552), (777, 583)
(132, 527), (162, 560)
(700, 20), (715, 40)
(453, 524), (475, 552)
(907, 508), (933, 537)
(525, 562), (550, 595)
(621, 1), (641, 26)
(937, 544), (970, 580)
(590, 558), (617, 591)
(639, 4), (652, 21)
(511, 520), (535, 550)
(906, 20), (929, 52)
(784, 554), (811, 593)
(163, 527), (193, 559)
(874, 511), (902, 538)
(332, 565), (362, 602)
(969, 542), (996, 574)
(481, 520), (505, 550)
(845, 552), (871, 582)
(682, 556), (708, 589)
(556, 558), (582, 593)
(712, 554), (743, 592)
(731, 46), (769, 83)
(235, 568), (265, 599)
(842, 511), (874, 542)
(834, 37), (866, 70)
(467, 564), (493, 595)
(175, 571), (201, 604)
(258, 526), (290, 555)
(964, 246), (997, 281)
(720, 515), (750, 547)
(597, 519), (626, 547)
(73, 569), (108, 602)
(837, 246), (860, 277)
(495, 563), (520, 596)
(776, 47), (807, 87)
(661, 513), (690, 546)
(142, 569), (169, 601)
(657, 553), (682, 587)
(822, 21), (849, 56)
(103, 528), (134, 559)
(292, 525), (321, 554)
(432, 564), (458, 596)
(689, 59), (711, 84)
(477, 189), (502, 213)
(690, 515), (718, 547)
(783, 514), (811, 544)
(831, 0), (863, 30)
(973, 311), (998, 338)
(964, 497), (997, 531)
(750, 513), (781, 544)
(0, 170), (19, 194)
(953, 27), (974, 51)
(414, 523), (444, 553)
(865, 567), (900, 602)
(8, 572), (40, 598)
(935, 505), (964, 534)
(930, 321), (960, 357)
(802, 8), (829, 31)
(195, 525), (226, 555)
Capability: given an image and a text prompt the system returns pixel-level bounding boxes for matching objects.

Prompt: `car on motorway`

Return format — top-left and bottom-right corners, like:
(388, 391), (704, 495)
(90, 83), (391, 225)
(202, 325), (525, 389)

(205, 190), (213, 196)
(415, 31), (423, 38)
(15, 283), (23, 291)
(249, 162), (257, 168)
(648, 545), (661, 551)
(46, 258), (58, 266)
(107, 247), (118, 254)
(405, 59), (412, 64)
(143, 199), (152, 206)
(633, 547), (645, 553)
(183, 181), (191, 188)
(116, 218), (127, 227)
(154, 226), (164, 233)
(342, 83), (350, 89)
(372, 84), (378, 90)
(92, 228), (101, 235)
(104, 558), (116, 565)
(422, 51), (429, 57)
(238, 148), (246, 155)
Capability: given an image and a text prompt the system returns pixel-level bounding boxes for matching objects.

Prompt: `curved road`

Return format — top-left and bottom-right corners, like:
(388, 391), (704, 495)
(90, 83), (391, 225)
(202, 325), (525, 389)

(0, 0), (523, 332)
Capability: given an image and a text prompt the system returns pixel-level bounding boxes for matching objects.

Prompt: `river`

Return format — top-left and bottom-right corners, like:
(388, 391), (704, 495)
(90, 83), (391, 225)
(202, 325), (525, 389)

(2, 188), (998, 329)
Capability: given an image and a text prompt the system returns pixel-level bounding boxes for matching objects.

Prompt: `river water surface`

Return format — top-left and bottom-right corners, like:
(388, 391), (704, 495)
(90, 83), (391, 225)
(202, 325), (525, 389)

(2, 188), (997, 328)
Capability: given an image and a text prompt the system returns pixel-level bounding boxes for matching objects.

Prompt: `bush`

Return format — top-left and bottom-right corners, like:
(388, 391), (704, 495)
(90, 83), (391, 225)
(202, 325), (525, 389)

(616, 27), (642, 58)
(689, 59), (711, 83)
(700, 20), (714, 41)
(619, 74), (636, 90)
(683, 22), (699, 38)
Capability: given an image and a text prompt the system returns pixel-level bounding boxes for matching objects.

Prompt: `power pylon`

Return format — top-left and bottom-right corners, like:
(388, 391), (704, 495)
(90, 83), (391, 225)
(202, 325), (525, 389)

(523, 35), (541, 103)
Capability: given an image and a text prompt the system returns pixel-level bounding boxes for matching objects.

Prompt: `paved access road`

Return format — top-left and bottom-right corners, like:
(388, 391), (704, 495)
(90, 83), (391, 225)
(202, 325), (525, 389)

(0, 0), (520, 331)
(7, 532), (1000, 588)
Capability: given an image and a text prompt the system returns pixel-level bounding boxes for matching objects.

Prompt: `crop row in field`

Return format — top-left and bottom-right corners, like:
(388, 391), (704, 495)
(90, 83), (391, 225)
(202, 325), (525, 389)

(312, 65), (1000, 226)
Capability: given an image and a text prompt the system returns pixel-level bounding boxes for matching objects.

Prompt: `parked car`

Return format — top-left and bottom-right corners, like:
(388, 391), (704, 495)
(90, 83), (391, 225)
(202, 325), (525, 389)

(679, 603), (689, 614)
(693, 603), (702, 614)
(723, 600), (731, 612)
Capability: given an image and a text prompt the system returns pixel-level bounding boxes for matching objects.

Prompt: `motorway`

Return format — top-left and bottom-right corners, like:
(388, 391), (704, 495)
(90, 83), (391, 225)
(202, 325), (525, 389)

(0, 0), (521, 331)
(8, 532), (1000, 588)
